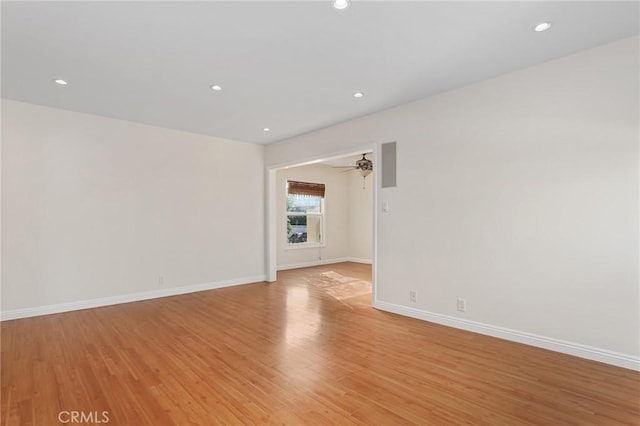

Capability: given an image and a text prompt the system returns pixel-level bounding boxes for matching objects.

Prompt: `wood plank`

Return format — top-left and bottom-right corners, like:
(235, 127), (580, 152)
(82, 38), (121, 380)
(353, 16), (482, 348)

(1, 262), (638, 425)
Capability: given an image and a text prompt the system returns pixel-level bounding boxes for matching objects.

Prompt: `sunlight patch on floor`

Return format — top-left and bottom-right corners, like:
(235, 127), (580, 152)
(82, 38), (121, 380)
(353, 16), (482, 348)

(316, 271), (371, 300)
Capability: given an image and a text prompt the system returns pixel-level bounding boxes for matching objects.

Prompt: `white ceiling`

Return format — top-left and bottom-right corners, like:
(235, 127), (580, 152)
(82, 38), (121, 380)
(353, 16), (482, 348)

(320, 152), (371, 168)
(2, 1), (638, 144)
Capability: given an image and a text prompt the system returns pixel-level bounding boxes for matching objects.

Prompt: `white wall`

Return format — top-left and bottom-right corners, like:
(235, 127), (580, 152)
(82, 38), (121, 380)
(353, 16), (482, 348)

(2, 100), (265, 314)
(276, 164), (350, 268)
(266, 37), (640, 363)
(348, 172), (373, 262)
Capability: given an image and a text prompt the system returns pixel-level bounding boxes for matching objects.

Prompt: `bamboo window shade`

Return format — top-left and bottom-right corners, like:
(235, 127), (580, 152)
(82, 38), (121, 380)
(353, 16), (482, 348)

(287, 181), (325, 198)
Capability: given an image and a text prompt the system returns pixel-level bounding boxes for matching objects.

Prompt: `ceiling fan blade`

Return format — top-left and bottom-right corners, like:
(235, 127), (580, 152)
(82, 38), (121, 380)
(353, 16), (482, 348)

(340, 169), (358, 173)
(332, 166), (357, 168)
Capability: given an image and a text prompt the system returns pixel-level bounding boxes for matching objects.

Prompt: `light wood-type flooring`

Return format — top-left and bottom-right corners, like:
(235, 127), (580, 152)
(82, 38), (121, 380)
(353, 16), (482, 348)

(1, 262), (638, 425)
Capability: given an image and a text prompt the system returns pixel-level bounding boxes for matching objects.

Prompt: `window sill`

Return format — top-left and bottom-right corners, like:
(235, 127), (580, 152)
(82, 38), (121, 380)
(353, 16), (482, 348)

(284, 243), (326, 250)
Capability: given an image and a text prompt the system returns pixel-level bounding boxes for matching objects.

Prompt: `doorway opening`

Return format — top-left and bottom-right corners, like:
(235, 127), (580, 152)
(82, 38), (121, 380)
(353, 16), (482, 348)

(266, 147), (377, 305)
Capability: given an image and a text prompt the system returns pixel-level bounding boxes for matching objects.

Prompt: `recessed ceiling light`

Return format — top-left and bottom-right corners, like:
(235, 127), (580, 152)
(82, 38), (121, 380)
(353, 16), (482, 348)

(54, 79), (68, 85)
(263, 127), (271, 132)
(534, 22), (552, 32)
(210, 84), (222, 91)
(353, 92), (364, 98)
(332, 0), (350, 10)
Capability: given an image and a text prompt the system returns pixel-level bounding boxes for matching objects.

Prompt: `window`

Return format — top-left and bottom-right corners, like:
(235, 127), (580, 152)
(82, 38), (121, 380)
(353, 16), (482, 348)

(286, 181), (325, 246)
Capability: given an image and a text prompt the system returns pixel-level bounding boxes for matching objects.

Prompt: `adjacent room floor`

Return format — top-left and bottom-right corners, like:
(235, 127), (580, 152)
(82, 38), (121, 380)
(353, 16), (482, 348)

(1, 262), (638, 425)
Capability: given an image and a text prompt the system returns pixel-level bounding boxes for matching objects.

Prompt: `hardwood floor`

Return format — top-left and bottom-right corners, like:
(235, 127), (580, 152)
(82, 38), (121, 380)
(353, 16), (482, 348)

(2, 262), (638, 425)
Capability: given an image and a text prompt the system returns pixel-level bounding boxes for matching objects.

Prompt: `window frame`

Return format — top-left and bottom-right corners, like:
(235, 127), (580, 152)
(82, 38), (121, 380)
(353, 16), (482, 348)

(285, 181), (326, 250)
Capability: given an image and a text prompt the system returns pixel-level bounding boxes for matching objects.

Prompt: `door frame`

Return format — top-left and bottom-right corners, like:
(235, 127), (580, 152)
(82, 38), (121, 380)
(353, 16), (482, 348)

(266, 144), (379, 305)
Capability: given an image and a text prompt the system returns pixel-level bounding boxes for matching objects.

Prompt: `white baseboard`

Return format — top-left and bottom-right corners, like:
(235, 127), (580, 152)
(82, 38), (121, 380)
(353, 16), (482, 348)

(0, 275), (266, 321)
(277, 257), (372, 271)
(277, 258), (349, 271)
(374, 300), (640, 371)
(345, 257), (372, 264)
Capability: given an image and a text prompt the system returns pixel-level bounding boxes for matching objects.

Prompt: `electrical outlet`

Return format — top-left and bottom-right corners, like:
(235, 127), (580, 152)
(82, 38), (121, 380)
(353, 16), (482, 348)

(159, 276), (164, 286)
(409, 290), (417, 303)
(457, 298), (467, 312)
